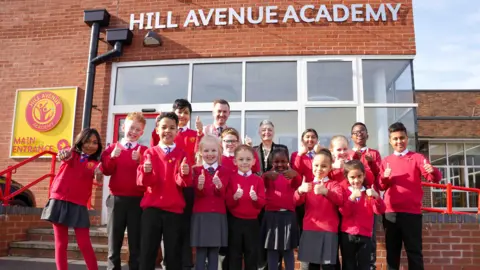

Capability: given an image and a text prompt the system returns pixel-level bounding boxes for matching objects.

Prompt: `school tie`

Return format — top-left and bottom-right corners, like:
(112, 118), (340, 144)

(207, 167), (215, 175)
(125, 142), (132, 149)
(217, 127), (223, 136)
(179, 127), (184, 132)
(307, 151), (314, 159)
(80, 153), (89, 163)
(164, 147), (171, 154)
(243, 173), (248, 177)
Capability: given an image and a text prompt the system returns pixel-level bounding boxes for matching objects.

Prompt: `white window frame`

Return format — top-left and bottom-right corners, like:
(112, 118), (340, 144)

(426, 140), (480, 212)
(101, 54), (416, 224)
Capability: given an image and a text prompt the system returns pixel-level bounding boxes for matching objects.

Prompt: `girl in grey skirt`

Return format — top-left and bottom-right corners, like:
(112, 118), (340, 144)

(261, 148), (302, 270)
(191, 135), (229, 270)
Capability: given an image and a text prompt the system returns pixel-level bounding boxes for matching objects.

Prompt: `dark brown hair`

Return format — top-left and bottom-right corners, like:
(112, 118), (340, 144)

(343, 159), (365, 178)
(73, 128), (103, 161)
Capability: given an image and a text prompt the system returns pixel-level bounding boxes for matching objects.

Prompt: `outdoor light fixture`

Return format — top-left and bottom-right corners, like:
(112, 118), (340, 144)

(143, 30), (163, 47)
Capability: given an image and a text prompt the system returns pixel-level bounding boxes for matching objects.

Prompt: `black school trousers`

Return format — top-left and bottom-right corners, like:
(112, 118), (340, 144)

(139, 207), (182, 270)
(339, 232), (372, 270)
(383, 213), (424, 270)
(228, 215), (260, 270)
(107, 195), (142, 270)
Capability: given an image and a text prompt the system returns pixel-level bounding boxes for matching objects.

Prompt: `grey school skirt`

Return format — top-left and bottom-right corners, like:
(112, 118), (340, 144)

(191, 212), (228, 247)
(41, 199), (90, 228)
(261, 210), (299, 250)
(297, 230), (338, 265)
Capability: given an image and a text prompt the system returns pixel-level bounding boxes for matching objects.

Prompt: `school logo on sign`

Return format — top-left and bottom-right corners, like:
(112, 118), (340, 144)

(25, 91), (63, 132)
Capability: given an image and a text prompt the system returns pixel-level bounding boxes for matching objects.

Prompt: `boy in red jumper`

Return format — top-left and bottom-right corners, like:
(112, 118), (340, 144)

(339, 160), (386, 270)
(101, 112), (147, 270)
(350, 122), (382, 270)
(380, 122), (442, 270)
(137, 112), (192, 270)
(226, 145), (266, 270)
(221, 128), (261, 174)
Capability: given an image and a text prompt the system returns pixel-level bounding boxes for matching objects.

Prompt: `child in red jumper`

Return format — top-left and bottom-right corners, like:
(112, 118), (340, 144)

(137, 112), (192, 270)
(295, 149), (344, 270)
(221, 127), (261, 174)
(261, 148), (302, 270)
(101, 112), (147, 270)
(226, 145), (266, 270)
(191, 135), (230, 270)
(339, 160), (386, 270)
(41, 128), (103, 270)
(380, 122), (442, 270)
(350, 122), (382, 269)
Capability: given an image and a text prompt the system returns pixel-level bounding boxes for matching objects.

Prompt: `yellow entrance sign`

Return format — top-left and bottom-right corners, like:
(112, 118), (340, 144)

(10, 87), (77, 158)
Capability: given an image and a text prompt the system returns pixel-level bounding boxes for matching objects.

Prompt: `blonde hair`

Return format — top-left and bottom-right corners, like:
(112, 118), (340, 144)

(329, 135), (349, 150)
(198, 135), (223, 164)
(126, 112), (146, 126)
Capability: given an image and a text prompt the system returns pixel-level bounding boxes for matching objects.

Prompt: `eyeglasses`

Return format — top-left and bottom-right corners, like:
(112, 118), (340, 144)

(352, 130), (367, 136)
(223, 140), (238, 144)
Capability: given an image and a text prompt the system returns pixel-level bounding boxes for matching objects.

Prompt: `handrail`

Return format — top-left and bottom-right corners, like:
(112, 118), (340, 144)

(421, 182), (480, 215)
(0, 151), (57, 206)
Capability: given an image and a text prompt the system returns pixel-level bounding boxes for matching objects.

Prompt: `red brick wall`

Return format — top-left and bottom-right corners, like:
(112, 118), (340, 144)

(0, 1), (414, 210)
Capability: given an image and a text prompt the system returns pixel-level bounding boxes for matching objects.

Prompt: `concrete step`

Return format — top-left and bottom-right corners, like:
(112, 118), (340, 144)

(8, 240), (128, 262)
(27, 226), (129, 246)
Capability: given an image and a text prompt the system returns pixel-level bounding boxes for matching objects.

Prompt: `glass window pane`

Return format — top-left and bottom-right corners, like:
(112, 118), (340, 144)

(305, 108), (356, 148)
(190, 111), (241, 135)
(307, 61), (353, 101)
(469, 193), (478, 208)
(449, 168), (465, 187)
(362, 60), (414, 103)
(468, 168), (480, 189)
(429, 143), (447, 166)
(246, 62), (297, 102)
(432, 192), (446, 207)
(245, 111), (298, 153)
(364, 108), (416, 158)
(447, 143), (464, 166)
(452, 192), (467, 208)
(115, 65), (189, 105)
(117, 118), (157, 147)
(465, 144), (480, 166)
(192, 63), (242, 102)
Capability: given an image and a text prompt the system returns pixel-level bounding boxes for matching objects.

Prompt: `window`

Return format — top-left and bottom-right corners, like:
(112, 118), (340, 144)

(245, 111), (298, 153)
(305, 108), (356, 147)
(246, 62), (297, 102)
(364, 108), (416, 158)
(429, 142), (480, 210)
(192, 63), (242, 102)
(362, 60), (414, 104)
(115, 65), (189, 105)
(307, 61), (354, 101)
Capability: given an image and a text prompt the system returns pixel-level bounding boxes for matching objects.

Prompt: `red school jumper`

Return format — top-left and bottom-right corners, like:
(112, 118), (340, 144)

(137, 146), (192, 213)
(50, 151), (100, 207)
(150, 127), (201, 166)
(192, 165), (230, 214)
(339, 188), (386, 237)
(291, 151), (314, 183)
(263, 172), (302, 212)
(221, 154), (261, 175)
(379, 151), (442, 214)
(226, 173), (266, 219)
(101, 143), (146, 197)
(294, 178), (344, 233)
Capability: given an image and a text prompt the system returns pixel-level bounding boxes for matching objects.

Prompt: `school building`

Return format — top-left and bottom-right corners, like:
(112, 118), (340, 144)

(1, 0), (479, 268)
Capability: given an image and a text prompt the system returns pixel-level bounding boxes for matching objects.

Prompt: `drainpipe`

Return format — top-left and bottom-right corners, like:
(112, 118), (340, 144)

(82, 9), (133, 129)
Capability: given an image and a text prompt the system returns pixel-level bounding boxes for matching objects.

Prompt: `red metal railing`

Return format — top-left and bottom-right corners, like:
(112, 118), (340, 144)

(0, 151), (57, 206)
(421, 182), (480, 215)
(0, 150), (102, 210)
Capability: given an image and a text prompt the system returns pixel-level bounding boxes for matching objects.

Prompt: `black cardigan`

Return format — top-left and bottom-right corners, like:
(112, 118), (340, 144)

(253, 142), (289, 174)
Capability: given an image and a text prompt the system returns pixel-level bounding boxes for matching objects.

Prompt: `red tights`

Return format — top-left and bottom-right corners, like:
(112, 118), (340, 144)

(53, 223), (98, 270)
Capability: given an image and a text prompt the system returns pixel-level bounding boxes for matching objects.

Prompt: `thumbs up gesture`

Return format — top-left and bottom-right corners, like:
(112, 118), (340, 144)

(144, 154), (152, 173)
(132, 146), (141, 162)
(212, 171), (222, 189)
(299, 142), (308, 156)
(366, 188), (379, 199)
(195, 116), (203, 134)
(383, 163), (392, 178)
(365, 148), (373, 162)
(249, 185), (257, 201)
(198, 169), (205, 190)
(314, 180), (328, 196)
(111, 143), (122, 159)
(244, 135), (252, 147)
(333, 157), (345, 169)
(298, 180), (312, 194)
(423, 159), (434, 174)
(234, 184), (243, 200)
(350, 187), (362, 201)
(58, 147), (73, 161)
(181, 157), (189, 175)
